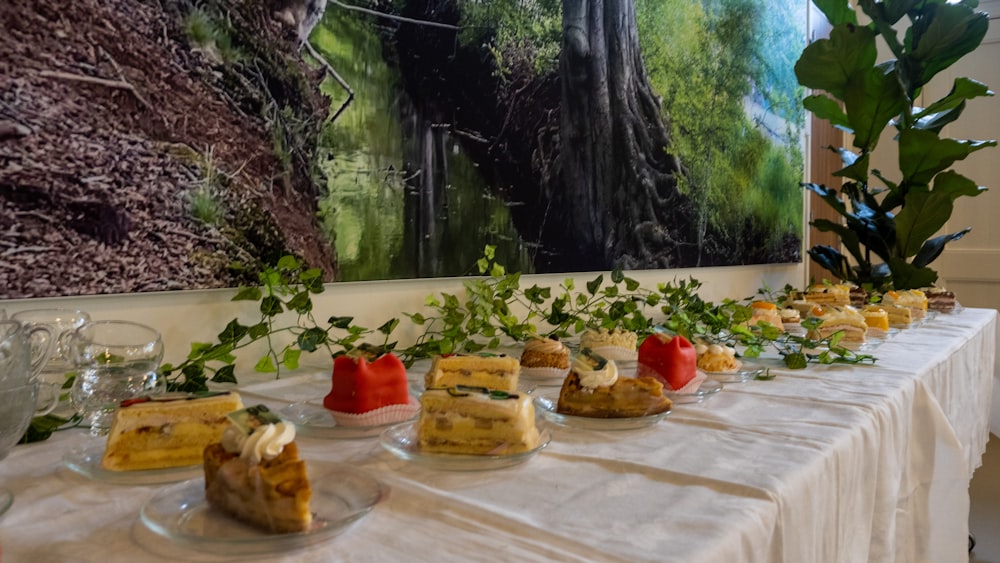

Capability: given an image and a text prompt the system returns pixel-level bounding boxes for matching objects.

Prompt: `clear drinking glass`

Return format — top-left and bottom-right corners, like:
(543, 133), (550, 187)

(11, 308), (90, 386)
(69, 321), (165, 436)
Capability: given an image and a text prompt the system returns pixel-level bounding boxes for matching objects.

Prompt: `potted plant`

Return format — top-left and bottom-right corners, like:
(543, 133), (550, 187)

(795, 0), (995, 290)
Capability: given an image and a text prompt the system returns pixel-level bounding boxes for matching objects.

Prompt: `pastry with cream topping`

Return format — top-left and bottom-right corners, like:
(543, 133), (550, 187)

(556, 349), (672, 418)
(520, 335), (571, 380)
(882, 289), (928, 320)
(203, 405), (312, 533)
(861, 305), (890, 338)
(417, 386), (540, 455)
(695, 342), (742, 373)
(923, 287), (957, 313)
(579, 327), (638, 361)
(806, 305), (868, 343)
(101, 391), (244, 471)
(746, 301), (784, 331)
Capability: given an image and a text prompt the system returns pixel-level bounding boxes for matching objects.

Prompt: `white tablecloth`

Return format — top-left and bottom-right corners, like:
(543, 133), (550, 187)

(1, 308), (995, 562)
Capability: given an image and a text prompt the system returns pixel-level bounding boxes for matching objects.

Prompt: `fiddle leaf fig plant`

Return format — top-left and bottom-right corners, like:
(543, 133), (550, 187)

(796, 0), (995, 290)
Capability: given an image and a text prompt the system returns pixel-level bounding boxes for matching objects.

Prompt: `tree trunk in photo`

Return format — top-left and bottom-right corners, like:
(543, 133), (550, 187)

(556, 0), (692, 270)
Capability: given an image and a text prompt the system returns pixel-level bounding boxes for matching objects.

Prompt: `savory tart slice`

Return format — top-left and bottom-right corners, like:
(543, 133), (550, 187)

(203, 405), (312, 533)
(557, 349), (672, 418)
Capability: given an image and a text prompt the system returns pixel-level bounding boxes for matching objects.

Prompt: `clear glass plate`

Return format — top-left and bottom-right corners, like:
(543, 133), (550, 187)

(379, 421), (551, 471)
(279, 401), (419, 440)
(140, 461), (385, 555)
(533, 394), (671, 430)
(663, 379), (724, 404)
(63, 438), (202, 486)
(699, 365), (764, 383)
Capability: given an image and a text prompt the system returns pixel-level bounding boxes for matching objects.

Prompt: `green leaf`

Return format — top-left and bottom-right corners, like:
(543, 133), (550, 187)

(908, 3), (989, 89)
(260, 295), (283, 317)
(287, 291), (312, 314)
(893, 188), (949, 257)
(217, 319), (249, 344)
(586, 275), (603, 295)
(276, 255), (300, 271)
(232, 286), (262, 301)
(795, 23), (877, 100)
(844, 63), (905, 151)
(254, 355), (277, 373)
(299, 268), (324, 293)
(211, 364), (238, 384)
(248, 322), (269, 339)
(21, 414), (74, 443)
(912, 229), (971, 269)
(328, 316), (354, 329)
(917, 77), (993, 118)
(283, 348), (301, 370)
(803, 94), (851, 131)
(490, 263), (506, 277)
(297, 327), (328, 352)
(899, 129), (996, 185)
(378, 318), (399, 335)
(814, 0), (859, 26)
(784, 352), (808, 369)
(625, 277), (640, 291)
(611, 268), (624, 284)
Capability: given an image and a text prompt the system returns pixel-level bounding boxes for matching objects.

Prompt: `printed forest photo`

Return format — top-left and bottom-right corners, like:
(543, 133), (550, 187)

(0, 0), (805, 298)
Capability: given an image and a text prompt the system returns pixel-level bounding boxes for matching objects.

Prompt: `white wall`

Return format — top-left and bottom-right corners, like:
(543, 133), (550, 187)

(0, 264), (806, 373)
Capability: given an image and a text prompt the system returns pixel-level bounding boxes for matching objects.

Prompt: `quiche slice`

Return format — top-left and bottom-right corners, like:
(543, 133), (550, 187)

(203, 440), (312, 533)
(557, 372), (672, 418)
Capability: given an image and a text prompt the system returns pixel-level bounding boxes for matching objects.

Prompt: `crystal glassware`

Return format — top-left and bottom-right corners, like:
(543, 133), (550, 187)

(69, 321), (165, 436)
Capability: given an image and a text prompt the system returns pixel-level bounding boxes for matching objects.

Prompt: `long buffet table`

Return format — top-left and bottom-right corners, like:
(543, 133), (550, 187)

(1, 308), (996, 562)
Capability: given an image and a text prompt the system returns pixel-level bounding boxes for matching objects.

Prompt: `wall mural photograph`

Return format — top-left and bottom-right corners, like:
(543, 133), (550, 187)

(0, 0), (805, 299)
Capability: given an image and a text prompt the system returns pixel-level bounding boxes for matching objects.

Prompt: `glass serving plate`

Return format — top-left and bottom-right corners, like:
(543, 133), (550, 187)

(140, 461), (385, 555)
(379, 422), (551, 471)
(279, 400), (420, 440)
(63, 439), (202, 486)
(699, 364), (764, 383)
(663, 379), (724, 404)
(533, 394), (671, 430)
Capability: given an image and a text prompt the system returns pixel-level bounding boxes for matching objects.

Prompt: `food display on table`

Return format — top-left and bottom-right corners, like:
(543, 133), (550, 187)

(636, 332), (702, 392)
(556, 349), (672, 418)
(878, 302), (914, 327)
(803, 283), (851, 306)
(203, 405), (312, 533)
(805, 305), (868, 344)
(881, 289), (928, 320)
(101, 391), (244, 471)
(779, 306), (801, 327)
(922, 287), (957, 313)
(519, 335), (571, 381)
(694, 342), (742, 373)
(579, 327), (638, 361)
(416, 385), (540, 455)
(424, 353), (520, 392)
(746, 301), (784, 331)
(322, 346), (417, 427)
(848, 285), (869, 308)
(861, 305), (890, 338)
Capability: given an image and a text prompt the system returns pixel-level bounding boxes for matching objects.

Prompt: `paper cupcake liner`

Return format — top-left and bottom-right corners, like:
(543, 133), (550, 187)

(329, 397), (420, 427)
(636, 363), (706, 393)
(589, 346), (638, 362)
(675, 371), (707, 394)
(519, 366), (571, 382)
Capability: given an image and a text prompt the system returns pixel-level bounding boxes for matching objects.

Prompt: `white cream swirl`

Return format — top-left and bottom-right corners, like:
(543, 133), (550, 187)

(220, 422), (296, 464)
(573, 354), (618, 388)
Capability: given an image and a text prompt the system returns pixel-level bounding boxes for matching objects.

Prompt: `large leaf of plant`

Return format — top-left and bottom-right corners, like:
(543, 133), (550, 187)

(808, 246), (854, 281)
(893, 188), (953, 257)
(917, 77), (993, 118)
(844, 63), (906, 151)
(912, 228), (971, 269)
(804, 94), (851, 131)
(887, 257), (939, 290)
(906, 3), (989, 90)
(814, 0), (859, 26)
(795, 24), (877, 100)
(898, 129), (996, 185)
